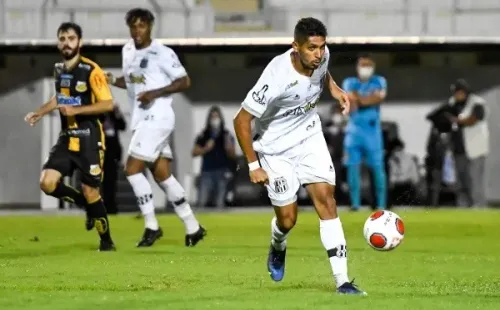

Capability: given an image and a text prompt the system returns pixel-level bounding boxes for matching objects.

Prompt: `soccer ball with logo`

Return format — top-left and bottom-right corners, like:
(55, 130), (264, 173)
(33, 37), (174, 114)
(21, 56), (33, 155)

(363, 210), (405, 251)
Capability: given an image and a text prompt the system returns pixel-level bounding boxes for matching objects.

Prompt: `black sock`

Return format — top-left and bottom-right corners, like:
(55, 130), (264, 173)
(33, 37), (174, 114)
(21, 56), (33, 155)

(87, 199), (112, 242)
(51, 182), (87, 208)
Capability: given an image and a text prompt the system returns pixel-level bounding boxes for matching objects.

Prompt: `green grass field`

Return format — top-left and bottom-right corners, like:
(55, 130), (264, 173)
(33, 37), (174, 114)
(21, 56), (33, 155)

(0, 209), (499, 309)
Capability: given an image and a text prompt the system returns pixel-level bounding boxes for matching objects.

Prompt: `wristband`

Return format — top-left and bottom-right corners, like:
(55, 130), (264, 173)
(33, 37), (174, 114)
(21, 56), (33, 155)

(248, 161), (260, 171)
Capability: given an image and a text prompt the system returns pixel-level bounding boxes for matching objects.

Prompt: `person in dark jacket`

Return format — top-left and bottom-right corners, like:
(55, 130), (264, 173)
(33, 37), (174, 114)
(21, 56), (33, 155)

(192, 106), (236, 208)
(102, 105), (126, 214)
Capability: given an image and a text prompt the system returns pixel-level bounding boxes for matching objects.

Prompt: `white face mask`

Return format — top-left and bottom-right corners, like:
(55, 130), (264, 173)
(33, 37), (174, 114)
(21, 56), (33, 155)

(210, 118), (221, 128)
(332, 114), (343, 124)
(357, 66), (374, 79)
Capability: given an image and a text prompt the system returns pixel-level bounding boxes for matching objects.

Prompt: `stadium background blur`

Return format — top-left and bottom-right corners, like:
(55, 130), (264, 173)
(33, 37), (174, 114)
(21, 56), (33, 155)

(1, 0), (500, 211)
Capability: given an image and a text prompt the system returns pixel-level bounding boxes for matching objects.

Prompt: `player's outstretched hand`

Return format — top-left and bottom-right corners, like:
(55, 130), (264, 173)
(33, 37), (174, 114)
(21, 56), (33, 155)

(339, 93), (350, 115)
(105, 72), (115, 85)
(24, 112), (42, 127)
(250, 168), (269, 185)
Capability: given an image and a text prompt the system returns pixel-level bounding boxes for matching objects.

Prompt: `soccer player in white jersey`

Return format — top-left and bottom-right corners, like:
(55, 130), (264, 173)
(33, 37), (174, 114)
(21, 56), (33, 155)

(106, 8), (206, 247)
(233, 18), (366, 295)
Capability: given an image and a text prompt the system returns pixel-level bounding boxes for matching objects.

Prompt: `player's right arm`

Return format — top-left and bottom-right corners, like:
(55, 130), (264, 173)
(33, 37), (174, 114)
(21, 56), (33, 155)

(234, 65), (278, 184)
(24, 95), (57, 126)
(106, 45), (129, 89)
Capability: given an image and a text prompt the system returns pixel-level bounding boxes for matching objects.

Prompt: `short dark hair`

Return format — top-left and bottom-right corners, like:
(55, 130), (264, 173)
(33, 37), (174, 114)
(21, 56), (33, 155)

(57, 22), (82, 39)
(294, 17), (327, 44)
(126, 8), (155, 25)
(358, 53), (373, 60)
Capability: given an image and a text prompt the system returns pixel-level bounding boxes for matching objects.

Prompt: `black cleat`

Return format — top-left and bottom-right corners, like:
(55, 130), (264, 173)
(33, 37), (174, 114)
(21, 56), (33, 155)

(98, 240), (116, 252)
(185, 226), (207, 247)
(337, 279), (367, 295)
(137, 228), (163, 247)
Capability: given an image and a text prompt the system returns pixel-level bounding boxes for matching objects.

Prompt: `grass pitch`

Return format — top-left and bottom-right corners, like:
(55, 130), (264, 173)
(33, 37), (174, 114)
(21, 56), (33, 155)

(0, 208), (499, 309)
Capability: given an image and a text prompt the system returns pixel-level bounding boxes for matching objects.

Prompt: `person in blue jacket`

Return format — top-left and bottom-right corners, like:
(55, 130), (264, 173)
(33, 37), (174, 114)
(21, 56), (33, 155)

(342, 54), (387, 210)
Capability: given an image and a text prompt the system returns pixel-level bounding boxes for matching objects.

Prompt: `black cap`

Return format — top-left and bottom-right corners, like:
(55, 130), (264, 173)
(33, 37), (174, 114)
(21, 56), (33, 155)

(450, 78), (470, 93)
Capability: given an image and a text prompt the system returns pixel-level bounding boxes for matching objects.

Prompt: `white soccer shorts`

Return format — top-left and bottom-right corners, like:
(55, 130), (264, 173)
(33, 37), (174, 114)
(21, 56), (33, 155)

(128, 126), (173, 162)
(258, 132), (336, 207)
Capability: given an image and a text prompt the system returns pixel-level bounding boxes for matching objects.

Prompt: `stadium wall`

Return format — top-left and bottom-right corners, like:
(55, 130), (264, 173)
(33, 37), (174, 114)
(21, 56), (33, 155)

(2, 79), (500, 207)
(0, 80), (45, 207)
(2, 44), (500, 207)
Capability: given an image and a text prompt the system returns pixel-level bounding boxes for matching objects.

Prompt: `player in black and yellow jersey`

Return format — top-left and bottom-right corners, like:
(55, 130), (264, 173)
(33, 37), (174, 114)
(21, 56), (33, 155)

(24, 22), (116, 251)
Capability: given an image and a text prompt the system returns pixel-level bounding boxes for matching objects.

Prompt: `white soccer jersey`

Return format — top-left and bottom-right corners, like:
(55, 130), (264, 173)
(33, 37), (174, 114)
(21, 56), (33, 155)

(242, 47), (330, 155)
(122, 39), (187, 130)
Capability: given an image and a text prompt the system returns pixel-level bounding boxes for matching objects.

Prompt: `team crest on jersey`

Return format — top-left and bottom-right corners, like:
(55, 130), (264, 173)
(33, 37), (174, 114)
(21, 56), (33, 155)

(273, 177), (288, 194)
(140, 58), (149, 68)
(75, 81), (87, 92)
(89, 164), (102, 176)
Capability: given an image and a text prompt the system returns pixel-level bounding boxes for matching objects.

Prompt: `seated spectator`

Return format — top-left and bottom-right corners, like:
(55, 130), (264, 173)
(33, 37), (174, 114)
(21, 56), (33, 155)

(192, 106), (236, 208)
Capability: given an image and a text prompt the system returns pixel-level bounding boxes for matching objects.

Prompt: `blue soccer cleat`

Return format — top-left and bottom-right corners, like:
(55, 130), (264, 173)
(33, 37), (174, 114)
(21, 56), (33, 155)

(267, 244), (286, 282)
(337, 279), (367, 295)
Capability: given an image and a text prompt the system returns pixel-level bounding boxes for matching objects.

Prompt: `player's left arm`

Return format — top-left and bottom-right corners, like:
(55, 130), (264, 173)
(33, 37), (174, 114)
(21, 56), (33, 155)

(325, 71), (350, 115)
(358, 76), (387, 107)
(64, 67), (114, 115)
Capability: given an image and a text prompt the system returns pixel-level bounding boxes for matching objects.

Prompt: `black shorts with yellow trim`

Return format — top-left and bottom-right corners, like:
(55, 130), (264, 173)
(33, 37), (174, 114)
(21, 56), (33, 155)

(42, 134), (104, 188)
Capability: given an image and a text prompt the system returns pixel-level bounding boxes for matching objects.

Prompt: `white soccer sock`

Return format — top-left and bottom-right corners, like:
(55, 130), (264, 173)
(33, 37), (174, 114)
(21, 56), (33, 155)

(320, 218), (350, 288)
(271, 217), (289, 251)
(127, 173), (159, 230)
(159, 176), (200, 234)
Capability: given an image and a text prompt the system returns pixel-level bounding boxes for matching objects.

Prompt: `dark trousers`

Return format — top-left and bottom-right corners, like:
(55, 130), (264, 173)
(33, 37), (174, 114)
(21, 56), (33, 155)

(102, 153), (119, 214)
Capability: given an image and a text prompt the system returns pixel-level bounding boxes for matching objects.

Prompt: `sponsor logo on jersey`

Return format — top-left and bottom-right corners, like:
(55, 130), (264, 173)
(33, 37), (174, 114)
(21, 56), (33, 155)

(281, 97), (319, 117)
(129, 73), (146, 84)
(89, 164), (102, 176)
(56, 94), (82, 105)
(75, 81), (87, 92)
(285, 80), (298, 91)
(61, 79), (71, 87)
(66, 128), (91, 136)
(78, 63), (91, 71)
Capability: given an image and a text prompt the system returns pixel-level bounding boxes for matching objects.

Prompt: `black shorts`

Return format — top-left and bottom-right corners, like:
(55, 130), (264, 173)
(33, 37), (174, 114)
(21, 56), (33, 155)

(42, 135), (104, 188)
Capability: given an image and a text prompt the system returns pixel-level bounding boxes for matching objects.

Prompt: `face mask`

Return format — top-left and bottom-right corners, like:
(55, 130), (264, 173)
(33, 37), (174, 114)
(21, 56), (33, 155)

(332, 114), (343, 124)
(357, 66), (374, 79)
(210, 118), (221, 128)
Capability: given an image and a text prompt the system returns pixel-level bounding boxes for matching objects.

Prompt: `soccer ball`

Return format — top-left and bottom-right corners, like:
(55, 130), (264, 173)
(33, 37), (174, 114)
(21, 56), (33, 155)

(363, 210), (405, 251)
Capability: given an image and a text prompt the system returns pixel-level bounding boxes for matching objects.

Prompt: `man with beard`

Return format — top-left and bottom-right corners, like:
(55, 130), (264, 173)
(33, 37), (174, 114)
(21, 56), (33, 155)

(106, 8), (206, 247)
(24, 22), (116, 251)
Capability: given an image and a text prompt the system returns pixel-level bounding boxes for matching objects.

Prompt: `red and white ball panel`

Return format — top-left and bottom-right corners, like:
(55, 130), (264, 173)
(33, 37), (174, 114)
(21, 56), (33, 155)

(363, 210), (405, 251)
